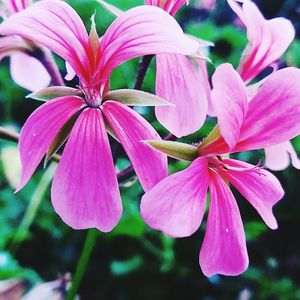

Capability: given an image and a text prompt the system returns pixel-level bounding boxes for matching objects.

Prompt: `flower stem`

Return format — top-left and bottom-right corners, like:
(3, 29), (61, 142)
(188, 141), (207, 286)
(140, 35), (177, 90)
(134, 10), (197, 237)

(9, 162), (57, 254)
(66, 229), (98, 300)
(134, 55), (154, 90)
(0, 126), (19, 143)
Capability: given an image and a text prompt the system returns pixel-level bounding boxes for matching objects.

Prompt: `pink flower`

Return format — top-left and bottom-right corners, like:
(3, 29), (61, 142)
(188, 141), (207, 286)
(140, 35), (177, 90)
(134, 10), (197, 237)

(216, 0), (299, 171)
(141, 64), (300, 276)
(0, 0), (51, 91)
(99, 0), (211, 137)
(228, 0), (295, 83)
(0, 0), (200, 231)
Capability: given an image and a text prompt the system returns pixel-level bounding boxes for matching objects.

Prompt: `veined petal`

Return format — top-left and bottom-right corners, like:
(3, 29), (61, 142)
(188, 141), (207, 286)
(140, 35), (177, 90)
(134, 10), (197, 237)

(265, 141), (300, 171)
(102, 101), (168, 192)
(0, 0), (92, 83)
(236, 68), (300, 151)
(17, 96), (85, 191)
(99, 5), (199, 80)
(210, 63), (248, 149)
(2, 0), (28, 14)
(228, 0), (295, 82)
(220, 158), (284, 229)
(155, 54), (208, 137)
(10, 52), (51, 92)
(141, 157), (208, 237)
(145, 0), (188, 15)
(200, 169), (248, 277)
(51, 108), (122, 232)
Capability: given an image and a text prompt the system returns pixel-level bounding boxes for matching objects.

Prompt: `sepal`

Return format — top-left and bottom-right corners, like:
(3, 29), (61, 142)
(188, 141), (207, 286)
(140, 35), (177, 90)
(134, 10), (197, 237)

(27, 86), (82, 101)
(103, 89), (174, 107)
(144, 140), (198, 162)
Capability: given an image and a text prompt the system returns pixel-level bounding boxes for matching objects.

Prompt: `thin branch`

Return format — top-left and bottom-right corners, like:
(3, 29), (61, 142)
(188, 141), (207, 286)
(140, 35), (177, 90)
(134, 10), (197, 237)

(0, 126), (61, 163)
(134, 55), (154, 90)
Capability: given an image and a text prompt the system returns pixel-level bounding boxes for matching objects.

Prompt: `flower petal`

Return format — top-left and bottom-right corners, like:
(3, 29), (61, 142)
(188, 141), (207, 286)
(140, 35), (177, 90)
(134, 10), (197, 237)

(17, 96), (85, 191)
(210, 63), (248, 149)
(51, 108), (122, 231)
(102, 101), (168, 192)
(10, 52), (51, 92)
(236, 68), (300, 151)
(265, 141), (300, 171)
(228, 0), (295, 82)
(0, 0), (92, 83)
(155, 54), (209, 137)
(99, 5), (199, 80)
(141, 157), (208, 237)
(2, 0), (28, 13)
(220, 158), (284, 229)
(0, 35), (30, 61)
(145, 0), (188, 16)
(200, 169), (248, 277)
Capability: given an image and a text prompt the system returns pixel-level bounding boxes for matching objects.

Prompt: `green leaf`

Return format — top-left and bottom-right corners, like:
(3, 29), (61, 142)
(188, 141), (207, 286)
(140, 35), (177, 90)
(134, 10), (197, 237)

(27, 86), (82, 101)
(144, 140), (198, 162)
(103, 89), (174, 107)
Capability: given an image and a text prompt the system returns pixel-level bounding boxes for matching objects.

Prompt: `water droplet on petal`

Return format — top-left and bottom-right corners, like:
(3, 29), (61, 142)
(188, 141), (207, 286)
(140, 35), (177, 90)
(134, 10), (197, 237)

(33, 133), (37, 136)
(225, 228), (229, 233)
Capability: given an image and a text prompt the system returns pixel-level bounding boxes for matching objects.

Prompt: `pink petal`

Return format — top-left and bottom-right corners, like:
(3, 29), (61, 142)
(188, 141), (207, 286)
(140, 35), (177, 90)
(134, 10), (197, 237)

(102, 101), (168, 192)
(10, 52), (51, 92)
(51, 108), (122, 232)
(0, 35), (30, 61)
(236, 68), (300, 151)
(99, 5), (199, 80)
(229, 0), (295, 82)
(200, 169), (248, 277)
(265, 141), (300, 171)
(210, 63), (248, 149)
(17, 96), (85, 191)
(155, 54), (208, 137)
(141, 157), (208, 237)
(145, 0), (188, 15)
(65, 61), (76, 81)
(2, 0), (28, 14)
(0, 0), (92, 84)
(220, 158), (284, 229)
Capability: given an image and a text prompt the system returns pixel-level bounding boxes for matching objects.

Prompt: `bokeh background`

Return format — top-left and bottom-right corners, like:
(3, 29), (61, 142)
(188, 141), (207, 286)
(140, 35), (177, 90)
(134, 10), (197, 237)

(1, 0), (300, 299)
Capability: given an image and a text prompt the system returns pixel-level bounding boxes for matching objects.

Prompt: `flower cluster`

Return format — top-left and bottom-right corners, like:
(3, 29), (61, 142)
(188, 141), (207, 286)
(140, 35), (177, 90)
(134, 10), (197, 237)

(1, 0), (300, 277)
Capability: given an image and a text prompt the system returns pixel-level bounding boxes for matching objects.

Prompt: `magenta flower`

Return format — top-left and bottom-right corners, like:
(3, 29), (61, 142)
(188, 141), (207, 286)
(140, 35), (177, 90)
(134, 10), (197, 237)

(228, 0), (295, 83)
(141, 64), (300, 276)
(0, 0), (200, 231)
(0, 0), (51, 91)
(145, 0), (211, 137)
(100, 0), (211, 137)
(217, 0), (300, 171)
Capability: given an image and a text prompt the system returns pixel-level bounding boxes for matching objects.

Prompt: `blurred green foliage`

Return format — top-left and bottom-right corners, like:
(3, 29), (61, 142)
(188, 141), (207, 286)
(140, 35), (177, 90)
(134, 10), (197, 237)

(1, 0), (300, 299)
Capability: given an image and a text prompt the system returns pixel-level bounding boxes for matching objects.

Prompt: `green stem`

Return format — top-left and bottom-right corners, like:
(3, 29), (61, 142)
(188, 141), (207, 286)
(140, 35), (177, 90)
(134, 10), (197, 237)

(67, 229), (98, 300)
(9, 162), (57, 253)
